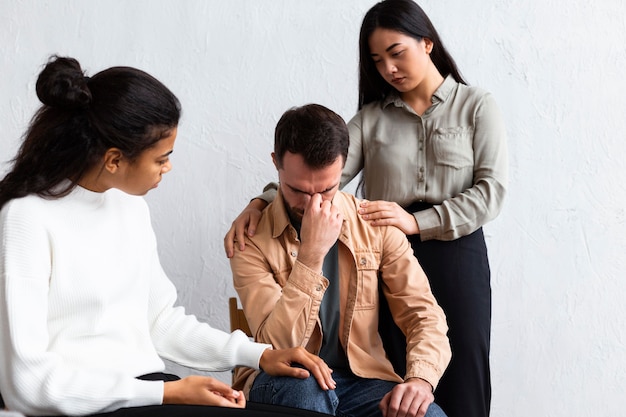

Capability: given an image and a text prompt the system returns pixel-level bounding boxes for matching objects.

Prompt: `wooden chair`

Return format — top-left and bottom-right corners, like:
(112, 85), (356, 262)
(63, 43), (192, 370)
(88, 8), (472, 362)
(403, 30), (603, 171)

(229, 297), (253, 384)
(229, 297), (252, 337)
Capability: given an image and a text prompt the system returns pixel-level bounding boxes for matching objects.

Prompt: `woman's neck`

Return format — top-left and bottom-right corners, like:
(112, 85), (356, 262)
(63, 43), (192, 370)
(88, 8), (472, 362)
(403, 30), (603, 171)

(401, 66), (445, 116)
(76, 166), (111, 193)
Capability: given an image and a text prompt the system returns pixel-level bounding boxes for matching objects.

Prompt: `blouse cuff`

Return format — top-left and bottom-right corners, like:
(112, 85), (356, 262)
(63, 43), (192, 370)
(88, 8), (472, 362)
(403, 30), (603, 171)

(413, 208), (441, 241)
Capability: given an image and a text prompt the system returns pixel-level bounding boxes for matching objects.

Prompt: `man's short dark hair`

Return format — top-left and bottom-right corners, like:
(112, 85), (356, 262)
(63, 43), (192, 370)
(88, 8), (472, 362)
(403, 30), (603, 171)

(274, 104), (349, 169)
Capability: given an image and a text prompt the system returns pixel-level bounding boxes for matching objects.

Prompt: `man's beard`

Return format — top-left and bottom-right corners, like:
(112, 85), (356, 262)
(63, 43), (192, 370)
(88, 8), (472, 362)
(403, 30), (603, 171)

(284, 202), (304, 225)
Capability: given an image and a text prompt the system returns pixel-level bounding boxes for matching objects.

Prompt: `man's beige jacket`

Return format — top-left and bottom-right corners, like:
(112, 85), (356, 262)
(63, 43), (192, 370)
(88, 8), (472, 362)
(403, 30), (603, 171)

(230, 190), (451, 394)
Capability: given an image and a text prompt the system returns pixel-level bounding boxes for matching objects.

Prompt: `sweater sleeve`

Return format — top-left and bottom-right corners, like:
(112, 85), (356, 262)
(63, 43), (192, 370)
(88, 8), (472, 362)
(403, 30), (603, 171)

(146, 249), (271, 371)
(0, 200), (163, 416)
(142, 201), (271, 371)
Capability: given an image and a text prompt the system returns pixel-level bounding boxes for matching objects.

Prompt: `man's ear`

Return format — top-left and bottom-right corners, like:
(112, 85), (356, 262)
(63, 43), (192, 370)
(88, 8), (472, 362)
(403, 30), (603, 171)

(103, 148), (124, 174)
(271, 152), (279, 170)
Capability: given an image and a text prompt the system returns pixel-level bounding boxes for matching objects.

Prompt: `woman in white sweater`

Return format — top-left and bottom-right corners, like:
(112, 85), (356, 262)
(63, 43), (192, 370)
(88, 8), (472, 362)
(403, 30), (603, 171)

(0, 56), (334, 417)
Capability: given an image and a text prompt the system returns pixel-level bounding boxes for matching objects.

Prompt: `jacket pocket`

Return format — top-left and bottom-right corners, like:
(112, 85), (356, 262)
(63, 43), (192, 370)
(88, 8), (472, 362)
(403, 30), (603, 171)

(432, 126), (474, 169)
(354, 250), (381, 310)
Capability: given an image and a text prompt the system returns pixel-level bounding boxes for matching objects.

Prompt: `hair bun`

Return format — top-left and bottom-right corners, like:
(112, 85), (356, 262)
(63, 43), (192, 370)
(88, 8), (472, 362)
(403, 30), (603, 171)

(36, 56), (92, 109)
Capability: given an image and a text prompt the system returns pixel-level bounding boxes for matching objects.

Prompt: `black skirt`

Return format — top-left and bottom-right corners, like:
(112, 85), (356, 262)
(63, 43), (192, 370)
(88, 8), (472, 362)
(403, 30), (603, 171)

(379, 201), (492, 417)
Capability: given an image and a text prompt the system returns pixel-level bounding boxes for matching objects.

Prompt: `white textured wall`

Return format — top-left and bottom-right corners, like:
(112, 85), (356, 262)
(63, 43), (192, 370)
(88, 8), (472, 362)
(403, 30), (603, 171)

(1, 1), (624, 416)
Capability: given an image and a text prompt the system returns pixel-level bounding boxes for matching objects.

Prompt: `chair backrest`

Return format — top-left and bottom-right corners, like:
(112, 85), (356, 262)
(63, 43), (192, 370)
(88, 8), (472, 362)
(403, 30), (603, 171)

(228, 297), (253, 385)
(229, 297), (252, 337)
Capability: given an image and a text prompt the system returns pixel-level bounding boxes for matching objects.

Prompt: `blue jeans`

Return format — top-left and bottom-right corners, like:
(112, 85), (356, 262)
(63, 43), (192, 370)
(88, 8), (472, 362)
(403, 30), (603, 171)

(249, 368), (447, 417)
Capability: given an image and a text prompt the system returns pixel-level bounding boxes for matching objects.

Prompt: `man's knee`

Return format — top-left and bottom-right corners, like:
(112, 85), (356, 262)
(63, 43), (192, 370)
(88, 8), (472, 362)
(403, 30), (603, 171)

(250, 372), (337, 413)
(424, 402), (448, 417)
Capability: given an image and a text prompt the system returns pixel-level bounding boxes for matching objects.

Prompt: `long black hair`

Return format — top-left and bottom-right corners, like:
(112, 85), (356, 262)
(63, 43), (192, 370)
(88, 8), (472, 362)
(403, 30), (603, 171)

(358, 0), (467, 109)
(0, 56), (181, 209)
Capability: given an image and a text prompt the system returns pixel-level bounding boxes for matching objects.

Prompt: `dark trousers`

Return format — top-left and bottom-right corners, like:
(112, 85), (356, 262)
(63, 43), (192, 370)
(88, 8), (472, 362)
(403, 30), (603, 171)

(380, 202), (492, 417)
(32, 373), (331, 417)
(83, 403), (330, 417)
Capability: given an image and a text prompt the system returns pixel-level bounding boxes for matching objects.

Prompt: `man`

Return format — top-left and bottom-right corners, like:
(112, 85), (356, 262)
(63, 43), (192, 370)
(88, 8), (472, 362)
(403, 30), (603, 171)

(229, 104), (450, 417)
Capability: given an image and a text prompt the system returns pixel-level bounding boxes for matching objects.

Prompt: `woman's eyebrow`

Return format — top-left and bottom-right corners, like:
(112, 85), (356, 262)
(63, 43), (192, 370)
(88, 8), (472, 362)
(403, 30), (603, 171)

(371, 43), (402, 56)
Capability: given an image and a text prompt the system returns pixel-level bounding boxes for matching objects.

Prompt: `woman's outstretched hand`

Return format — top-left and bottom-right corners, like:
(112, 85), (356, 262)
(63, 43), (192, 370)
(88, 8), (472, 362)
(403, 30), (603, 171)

(163, 376), (246, 408)
(260, 346), (336, 391)
(358, 200), (420, 235)
(224, 198), (268, 258)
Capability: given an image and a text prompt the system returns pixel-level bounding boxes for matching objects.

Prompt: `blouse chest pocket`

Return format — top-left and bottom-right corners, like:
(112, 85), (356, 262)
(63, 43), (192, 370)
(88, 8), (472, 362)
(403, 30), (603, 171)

(432, 126), (474, 169)
(354, 251), (381, 310)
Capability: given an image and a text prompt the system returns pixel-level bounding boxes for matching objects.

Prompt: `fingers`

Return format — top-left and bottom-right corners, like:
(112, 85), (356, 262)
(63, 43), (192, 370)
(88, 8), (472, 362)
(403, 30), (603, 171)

(380, 380), (434, 417)
(309, 363), (336, 391)
(224, 226), (236, 258)
(379, 391), (391, 417)
(269, 361), (318, 388)
(208, 390), (246, 409)
(307, 192), (322, 211)
(206, 378), (238, 396)
(235, 390), (246, 408)
(283, 361), (335, 391)
(306, 194), (339, 219)
(234, 218), (248, 252)
(200, 379), (247, 409)
(298, 194), (342, 271)
(224, 220), (246, 258)
(359, 200), (395, 217)
(259, 347), (336, 391)
(224, 210), (263, 257)
(293, 350), (336, 390)
(357, 200), (418, 234)
(381, 389), (403, 417)
(164, 376), (247, 408)
(241, 209), (263, 240)
(415, 400), (430, 417)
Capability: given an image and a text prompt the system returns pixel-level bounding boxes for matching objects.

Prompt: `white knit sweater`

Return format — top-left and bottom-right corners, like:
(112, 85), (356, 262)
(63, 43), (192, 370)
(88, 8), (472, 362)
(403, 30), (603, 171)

(0, 186), (269, 416)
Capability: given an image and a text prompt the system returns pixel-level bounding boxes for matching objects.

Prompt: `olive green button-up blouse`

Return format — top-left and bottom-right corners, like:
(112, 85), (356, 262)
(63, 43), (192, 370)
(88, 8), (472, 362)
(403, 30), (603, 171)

(345, 75), (508, 241)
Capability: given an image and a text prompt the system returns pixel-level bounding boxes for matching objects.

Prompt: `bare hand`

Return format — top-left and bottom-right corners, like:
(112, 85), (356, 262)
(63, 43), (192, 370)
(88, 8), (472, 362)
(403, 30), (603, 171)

(297, 194), (343, 272)
(260, 346), (336, 391)
(224, 199), (268, 258)
(163, 376), (246, 408)
(379, 378), (434, 417)
(358, 200), (419, 235)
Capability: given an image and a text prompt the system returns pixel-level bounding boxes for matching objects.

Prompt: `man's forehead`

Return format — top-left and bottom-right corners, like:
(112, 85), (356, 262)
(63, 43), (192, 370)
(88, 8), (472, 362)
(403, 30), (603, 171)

(279, 154), (343, 194)
(280, 152), (343, 171)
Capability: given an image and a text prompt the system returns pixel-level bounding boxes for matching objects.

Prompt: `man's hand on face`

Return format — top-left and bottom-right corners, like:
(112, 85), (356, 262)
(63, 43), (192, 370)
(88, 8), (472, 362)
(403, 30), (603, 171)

(296, 193), (343, 272)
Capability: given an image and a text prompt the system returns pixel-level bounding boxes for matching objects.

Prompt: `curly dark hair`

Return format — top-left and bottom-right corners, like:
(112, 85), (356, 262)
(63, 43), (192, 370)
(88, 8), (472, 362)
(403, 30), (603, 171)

(0, 56), (181, 209)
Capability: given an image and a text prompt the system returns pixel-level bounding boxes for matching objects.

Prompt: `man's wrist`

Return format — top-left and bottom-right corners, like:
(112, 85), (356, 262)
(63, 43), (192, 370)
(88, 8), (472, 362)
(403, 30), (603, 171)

(295, 254), (323, 273)
(404, 377), (434, 392)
